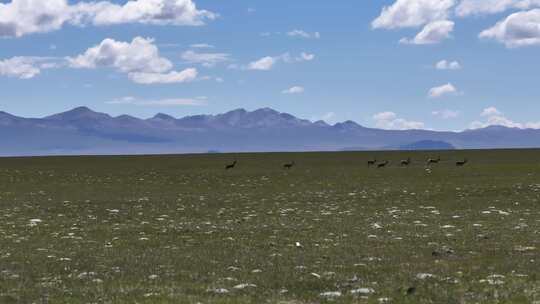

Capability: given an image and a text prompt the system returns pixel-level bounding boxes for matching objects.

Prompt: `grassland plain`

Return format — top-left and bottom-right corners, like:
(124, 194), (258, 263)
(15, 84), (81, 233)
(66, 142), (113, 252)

(0, 150), (539, 304)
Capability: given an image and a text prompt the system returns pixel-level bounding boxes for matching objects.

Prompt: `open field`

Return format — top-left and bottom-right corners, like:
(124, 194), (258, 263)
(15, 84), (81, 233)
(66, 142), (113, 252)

(0, 150), (539, 303)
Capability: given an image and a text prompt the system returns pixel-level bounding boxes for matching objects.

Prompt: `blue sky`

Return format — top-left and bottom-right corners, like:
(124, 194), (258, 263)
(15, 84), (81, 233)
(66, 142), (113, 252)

(1, 0), (539, 131)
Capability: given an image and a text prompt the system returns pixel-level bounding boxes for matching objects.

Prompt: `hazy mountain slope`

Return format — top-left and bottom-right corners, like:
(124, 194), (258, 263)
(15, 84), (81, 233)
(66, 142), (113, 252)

(0, 107), (539, 156)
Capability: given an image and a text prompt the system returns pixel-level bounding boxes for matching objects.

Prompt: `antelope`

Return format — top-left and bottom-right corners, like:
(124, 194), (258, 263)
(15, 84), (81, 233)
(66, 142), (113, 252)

(377, 160), (389, 168)
(225, 160), (237, 170)
(426, 156), (441, 166)
(283, 161), (295, 169)
(367, 158), (377, 167)
(401, 157), (411, 166)
(456, 158), (468, 166)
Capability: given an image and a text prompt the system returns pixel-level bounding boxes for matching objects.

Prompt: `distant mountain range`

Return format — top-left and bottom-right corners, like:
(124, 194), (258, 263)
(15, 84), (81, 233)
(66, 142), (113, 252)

(1, 106), (540, 156)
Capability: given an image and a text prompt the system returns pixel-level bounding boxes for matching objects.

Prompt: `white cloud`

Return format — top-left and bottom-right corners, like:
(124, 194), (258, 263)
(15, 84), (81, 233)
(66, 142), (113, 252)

(435, 59), (462, 70)
(282, 86), (305, 94)
(0, 0), (215, 38)
(432, 109), (460, 119)
(481, 106), (503, 116)
(428, 83), (459, 98)
(321, 112), (336, 122)
(456, 0), (540, 17)
(0, 56), (63, 79)
(480, 9), (540, 47)
(245, 52), (315, 71)
(373, 111), (425, 130)
(247, 56), (277, 71)
(470, 107), (540, 129)
(287, 29), (321, 39)
(68, 37), (198, 84)
(107, 96), (206, 106)
(371, 0), (540, 48)
(372, 0), (456, 29)
(0, 0), (70, 37)
(68, 37), (172, 73)
(311, 112), (337, 124)
(400, 20), (455, 44)
(128, 68), (198, 84)
(189, 43), (214, 48)
(181, 50), (230, 67)
(298, 52), (315, 61)
(72, 0), (216, 26)
(281, 52), (316, 63)
(0, 57), (41, 79)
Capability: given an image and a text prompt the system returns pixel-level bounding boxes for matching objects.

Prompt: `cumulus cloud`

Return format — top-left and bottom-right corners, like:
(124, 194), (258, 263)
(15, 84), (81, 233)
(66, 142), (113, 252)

(0, 0), (70, 37)
(71, 0), (216, 26)
(181, 50), (230, 67)
(428, 83), (459, 98)
(0, 56), (63, 79)
(435, 59), (462, 70)
(0, 57), (41, 79)
(372, 0), (456, 29)
(287, 29), (321, 39)
(372, 0), (540, 47)
(456, 0), (540, 17)
(400, 20), (455, 44)
(480, 9), (540, 47)
(432, 109), (460, 119)
(68, 37), (172, 73)
(107, 96), (206, 106)
(282, 86), (305, 94)
(68, 37), (198, 84)
(470, 106), (540, 129)
(0, 0), (215, 38)
(373, 111), (425, 130)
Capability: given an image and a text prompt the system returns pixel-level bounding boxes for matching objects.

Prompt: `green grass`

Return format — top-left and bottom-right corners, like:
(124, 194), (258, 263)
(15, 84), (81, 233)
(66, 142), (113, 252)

(0, 150), (539, 303)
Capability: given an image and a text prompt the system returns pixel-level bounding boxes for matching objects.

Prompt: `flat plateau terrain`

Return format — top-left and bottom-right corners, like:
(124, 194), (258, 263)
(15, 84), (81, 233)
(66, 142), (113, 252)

(0, 150), (539, 303)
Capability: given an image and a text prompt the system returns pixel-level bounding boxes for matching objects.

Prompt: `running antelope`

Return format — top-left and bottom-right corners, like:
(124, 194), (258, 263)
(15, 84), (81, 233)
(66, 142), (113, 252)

(377, 160), (389, 168)
(225, 160), (237, 170)
(401, 157), (411, 166)
(456, 158), (468, 166)
(426, 156), (441, 166)
(283, 161), (295, 169)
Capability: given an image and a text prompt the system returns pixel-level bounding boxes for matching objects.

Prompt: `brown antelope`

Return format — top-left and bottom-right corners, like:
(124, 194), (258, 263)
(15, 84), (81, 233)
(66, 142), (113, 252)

(426, 156), (441, 166)
(225, 160), (237, 170)
(367, 158), (377, 167)
(456, 158), (468, 166)
(401, 157), (411, 166)
(377, 160), (389, 168)
(283, 161), (295, 169)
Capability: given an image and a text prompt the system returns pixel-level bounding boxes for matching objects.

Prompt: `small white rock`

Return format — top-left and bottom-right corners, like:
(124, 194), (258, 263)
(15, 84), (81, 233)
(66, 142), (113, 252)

(416, 273), (435, 280)
(233, 283), (257, 290)
(320, 291), (342, 298)
(351, 288), (375, 295)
